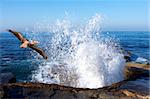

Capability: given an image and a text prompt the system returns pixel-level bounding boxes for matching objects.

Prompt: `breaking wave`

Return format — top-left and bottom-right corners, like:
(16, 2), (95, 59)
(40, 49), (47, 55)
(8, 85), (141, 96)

(30, 14), (125, 88)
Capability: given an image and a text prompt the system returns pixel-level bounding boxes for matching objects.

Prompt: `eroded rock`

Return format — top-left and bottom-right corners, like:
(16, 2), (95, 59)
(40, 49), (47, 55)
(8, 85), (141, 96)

(0, 63), (149, 99)
(124, 62), (150, 80)
(0, 78), (149, 99)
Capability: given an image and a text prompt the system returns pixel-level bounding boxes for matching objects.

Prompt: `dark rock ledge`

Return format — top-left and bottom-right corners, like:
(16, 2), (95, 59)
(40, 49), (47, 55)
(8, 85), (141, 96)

(0, 62), (149, 99)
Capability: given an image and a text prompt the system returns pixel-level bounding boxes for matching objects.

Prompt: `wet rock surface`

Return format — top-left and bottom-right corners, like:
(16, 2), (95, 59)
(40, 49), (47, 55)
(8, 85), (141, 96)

(124, 63), (149, 80)
(0, 62), (149, 99)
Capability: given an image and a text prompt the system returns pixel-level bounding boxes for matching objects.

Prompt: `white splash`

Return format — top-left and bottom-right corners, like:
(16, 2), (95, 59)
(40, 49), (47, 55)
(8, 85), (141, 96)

(31, 14), (125, 88)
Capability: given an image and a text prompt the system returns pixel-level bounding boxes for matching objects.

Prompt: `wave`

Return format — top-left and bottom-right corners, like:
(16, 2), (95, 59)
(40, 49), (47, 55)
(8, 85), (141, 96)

(30, 14), (125, 88)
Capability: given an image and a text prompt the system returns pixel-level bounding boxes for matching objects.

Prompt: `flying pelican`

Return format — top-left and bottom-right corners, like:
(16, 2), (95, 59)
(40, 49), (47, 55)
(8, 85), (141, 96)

(7, 29), (48, 59)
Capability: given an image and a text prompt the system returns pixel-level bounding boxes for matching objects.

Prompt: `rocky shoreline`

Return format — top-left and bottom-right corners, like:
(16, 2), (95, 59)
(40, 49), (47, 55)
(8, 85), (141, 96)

(0, 62), (149, 99)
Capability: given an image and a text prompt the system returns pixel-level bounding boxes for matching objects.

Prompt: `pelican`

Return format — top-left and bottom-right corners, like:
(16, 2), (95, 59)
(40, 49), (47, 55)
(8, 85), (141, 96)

(7, 29), (48, 59)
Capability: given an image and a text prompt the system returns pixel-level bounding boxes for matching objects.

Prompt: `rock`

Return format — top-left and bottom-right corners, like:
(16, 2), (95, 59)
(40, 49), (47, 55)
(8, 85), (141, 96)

(126, 62), (150, 70)
(0, 63), (149, 99)
(124, 62), (150, 80)
(0, 78), (149, 99)
(0, 73), (16, 84)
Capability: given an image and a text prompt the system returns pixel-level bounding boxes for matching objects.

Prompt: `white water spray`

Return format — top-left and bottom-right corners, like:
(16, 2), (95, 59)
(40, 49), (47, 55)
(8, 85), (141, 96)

(31, 14), (125, 88)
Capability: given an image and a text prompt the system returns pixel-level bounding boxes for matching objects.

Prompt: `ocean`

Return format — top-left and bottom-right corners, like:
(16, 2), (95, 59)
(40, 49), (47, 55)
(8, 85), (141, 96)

(0, 31), (149, 87)
(107, 31), (150, 60)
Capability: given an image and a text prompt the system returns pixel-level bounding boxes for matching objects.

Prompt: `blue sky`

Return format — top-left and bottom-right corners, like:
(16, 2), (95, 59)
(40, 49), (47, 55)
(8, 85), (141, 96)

(0, 0), (149, 31)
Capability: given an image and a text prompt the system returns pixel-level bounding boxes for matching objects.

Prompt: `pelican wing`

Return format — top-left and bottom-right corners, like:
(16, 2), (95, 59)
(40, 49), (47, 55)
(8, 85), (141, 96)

(28, 44), (48, 59)
(7, 29), (27, 42)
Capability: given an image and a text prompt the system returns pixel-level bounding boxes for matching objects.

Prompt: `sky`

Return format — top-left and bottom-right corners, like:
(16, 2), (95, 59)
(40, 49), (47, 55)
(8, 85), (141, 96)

(0, 0), (149, 32)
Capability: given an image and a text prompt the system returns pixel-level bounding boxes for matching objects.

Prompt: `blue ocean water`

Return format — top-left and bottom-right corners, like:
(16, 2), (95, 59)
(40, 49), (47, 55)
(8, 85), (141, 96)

(105, 31), (150, 60)
(0, 31), (149, 82)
